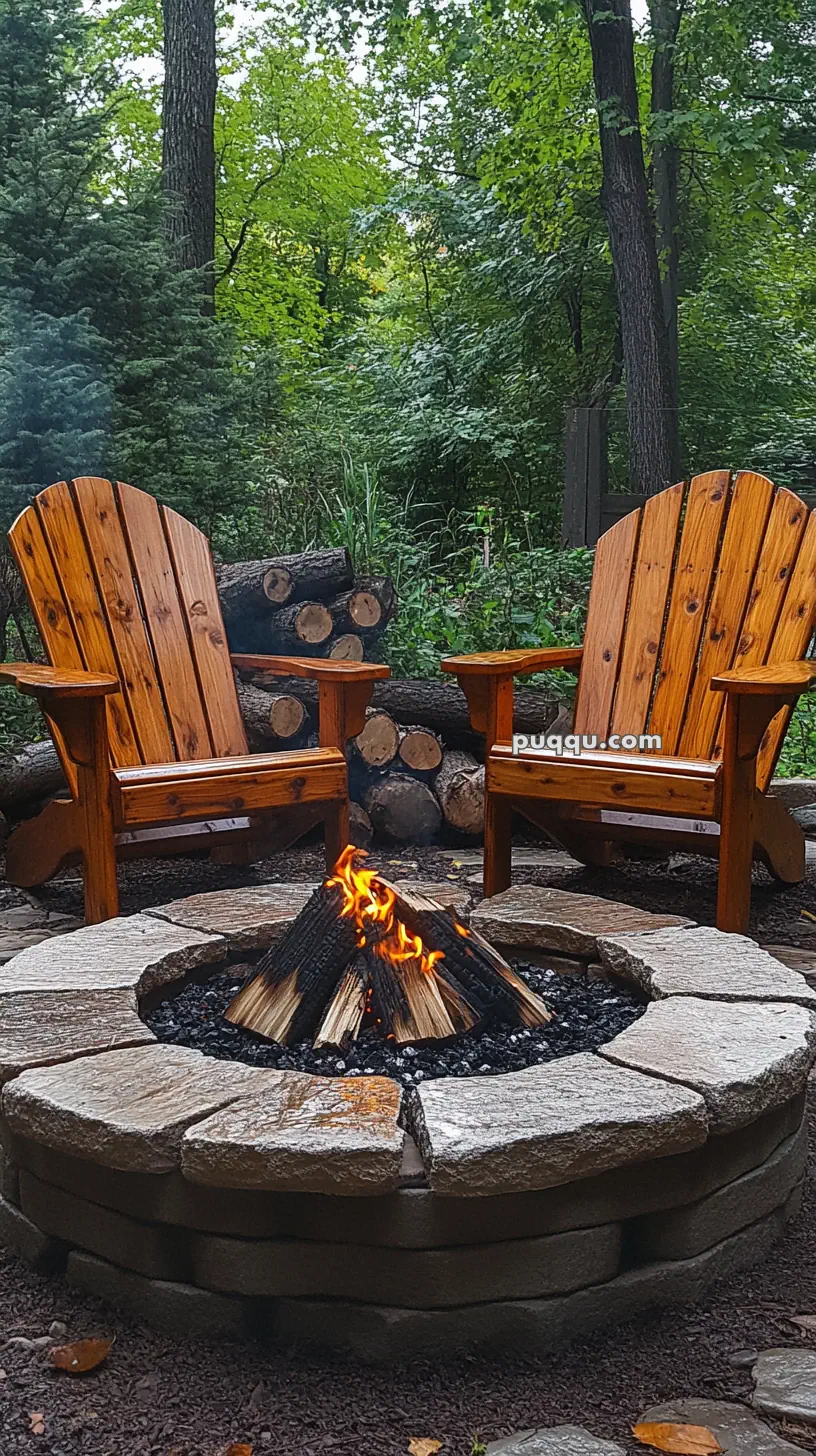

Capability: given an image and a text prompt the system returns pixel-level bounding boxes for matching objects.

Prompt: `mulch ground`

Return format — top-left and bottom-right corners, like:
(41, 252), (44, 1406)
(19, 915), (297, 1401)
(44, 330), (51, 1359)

(2, 838), (816, 1455)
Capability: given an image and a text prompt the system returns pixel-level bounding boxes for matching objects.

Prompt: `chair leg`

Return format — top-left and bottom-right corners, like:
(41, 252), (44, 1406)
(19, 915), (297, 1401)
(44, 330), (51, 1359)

(717, 764), (755, 936)
(325, 799), (350, 871)
(484, 793), (512, 898)
(76, 700), (119, 924)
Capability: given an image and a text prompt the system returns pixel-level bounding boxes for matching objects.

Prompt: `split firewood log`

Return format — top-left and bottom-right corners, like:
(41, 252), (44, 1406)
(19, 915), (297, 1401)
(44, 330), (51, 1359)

(216, 548), (353, 620)
(395, 726), (443, 777)
(435, 749), (485, 835)
(348, 800), (373, 849)
(266, 600), (333, 654)
(351, 709), (400, 772)
(236, 681), (308, 745)
(0, 740), (66, 814)
(363, 775), (442, 843)
(327, 633), (364, 661)
(248, 676), (558, 752)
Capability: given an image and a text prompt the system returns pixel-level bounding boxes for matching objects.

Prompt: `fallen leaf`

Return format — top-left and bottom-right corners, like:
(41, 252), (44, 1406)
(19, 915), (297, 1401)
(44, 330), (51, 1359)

(790, 1314), (816, 1331)
(224, 1445), (253, 1456)
(633, 1424), (722, 1456)
(408, 1441), (443, 1456)
(49, 1336), (115, 1374)
(800, 909), (816, 923)
(29, 1413), (45, 1436)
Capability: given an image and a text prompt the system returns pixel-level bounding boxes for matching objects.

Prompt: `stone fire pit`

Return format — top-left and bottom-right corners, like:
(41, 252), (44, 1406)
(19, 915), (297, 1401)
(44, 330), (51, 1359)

(0, 882), (813, 1362)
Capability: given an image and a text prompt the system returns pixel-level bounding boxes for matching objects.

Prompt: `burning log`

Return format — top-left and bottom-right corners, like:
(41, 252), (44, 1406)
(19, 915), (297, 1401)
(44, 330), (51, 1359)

(226, 847), (552, 1048)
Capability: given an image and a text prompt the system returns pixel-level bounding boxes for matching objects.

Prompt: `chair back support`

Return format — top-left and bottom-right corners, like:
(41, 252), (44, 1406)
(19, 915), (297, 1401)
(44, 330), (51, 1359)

(9, 478), (247, 779)
(573, 470), (816, 789)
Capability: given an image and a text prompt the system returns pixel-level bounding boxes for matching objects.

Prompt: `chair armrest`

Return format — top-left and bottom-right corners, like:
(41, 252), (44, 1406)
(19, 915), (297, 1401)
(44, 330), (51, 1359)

(442, 648), (583, 677)
(0, 663), (119, 700)
(230, 654), (390, 684)
(711, 661), (816, 697)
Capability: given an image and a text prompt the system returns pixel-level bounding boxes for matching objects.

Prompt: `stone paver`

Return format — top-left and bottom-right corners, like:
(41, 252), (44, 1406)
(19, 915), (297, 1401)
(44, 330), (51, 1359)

(472, 887), (691, 957)
(752, 1349), (816, 1423)
(145, 884), (318, 950)
(632, 1122), (806, 1259)
(19, 1170), (183, 1280)
(66, 1250), (254, 1337)
(486, 1429), (625, 1456)
(181, 1076), (405, 1195)
(193, 1221), (622, 1306)
(1, 1045), (290, 1172)
(412, 1052), (708, 1195)
(600, 997), (816, 1133)
(0, 987), (155, 1084)
(638, 1399), (806, 1456)
(0, 1194), (65, 1273)
(0, 905), (83, 965)
(598, 926), (816, 1006)
(0, 914), (225, 996)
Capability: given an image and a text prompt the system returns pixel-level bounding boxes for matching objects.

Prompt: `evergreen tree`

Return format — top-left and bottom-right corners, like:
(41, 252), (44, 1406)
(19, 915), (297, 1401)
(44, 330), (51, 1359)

(0, 0), (271, 532)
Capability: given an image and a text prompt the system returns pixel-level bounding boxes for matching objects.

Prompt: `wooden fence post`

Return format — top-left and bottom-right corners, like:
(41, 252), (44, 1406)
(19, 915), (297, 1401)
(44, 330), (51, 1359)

(562, 407), (608, 547)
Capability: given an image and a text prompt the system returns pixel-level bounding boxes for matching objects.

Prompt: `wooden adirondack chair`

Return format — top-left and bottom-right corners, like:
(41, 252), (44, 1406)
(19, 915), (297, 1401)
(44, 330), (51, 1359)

(443, 471), (816, 934)
(1, 477), (390, 924)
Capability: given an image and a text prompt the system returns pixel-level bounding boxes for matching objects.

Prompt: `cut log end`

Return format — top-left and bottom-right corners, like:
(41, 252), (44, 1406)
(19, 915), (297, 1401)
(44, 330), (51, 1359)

(354, 711), (400, 769)
(328, 633), (364, 661)
(398, 727), (443, 774)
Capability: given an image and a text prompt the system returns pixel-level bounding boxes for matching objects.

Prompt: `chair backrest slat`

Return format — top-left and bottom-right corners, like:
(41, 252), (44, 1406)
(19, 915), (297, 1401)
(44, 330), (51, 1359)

(161, 505), (247, 758)
(648, 470), (730, 755)
(9, 478), (248, 774)
(573, 509), (640, 741)
(677, 471), (776, 760)
(576, 470), (816, 781)
(757, 509), (816, 788)
(31, 481), (141, 767)
(609, 481), (684, 739)
(117, 483), (215, 760)
(72, 477), (176, 765)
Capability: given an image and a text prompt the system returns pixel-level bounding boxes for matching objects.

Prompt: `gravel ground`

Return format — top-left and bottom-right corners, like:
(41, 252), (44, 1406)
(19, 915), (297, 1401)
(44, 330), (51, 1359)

(2, 836), (816, 1455)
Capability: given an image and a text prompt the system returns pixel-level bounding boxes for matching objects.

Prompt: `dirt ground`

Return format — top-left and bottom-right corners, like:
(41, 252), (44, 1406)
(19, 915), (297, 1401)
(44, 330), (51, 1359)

(2, 837), (816, 1455)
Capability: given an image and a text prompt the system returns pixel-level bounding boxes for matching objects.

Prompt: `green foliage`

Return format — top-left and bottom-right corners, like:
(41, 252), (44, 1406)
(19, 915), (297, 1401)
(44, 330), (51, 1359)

(0, 0), (270, 533)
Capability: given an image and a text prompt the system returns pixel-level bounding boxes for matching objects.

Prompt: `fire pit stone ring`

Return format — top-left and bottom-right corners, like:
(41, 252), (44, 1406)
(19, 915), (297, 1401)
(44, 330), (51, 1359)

(0, 881), (813, 1361)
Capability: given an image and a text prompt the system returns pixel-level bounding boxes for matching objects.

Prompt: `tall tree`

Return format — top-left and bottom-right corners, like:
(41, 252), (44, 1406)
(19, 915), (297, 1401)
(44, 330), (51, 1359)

(162, 0), (216, 310)
(582, 0), (676, 493)
(648, 0), (681, 462)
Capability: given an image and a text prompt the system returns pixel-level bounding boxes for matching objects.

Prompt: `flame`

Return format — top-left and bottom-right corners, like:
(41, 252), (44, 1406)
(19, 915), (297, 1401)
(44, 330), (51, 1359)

(327, 845), (445, 976)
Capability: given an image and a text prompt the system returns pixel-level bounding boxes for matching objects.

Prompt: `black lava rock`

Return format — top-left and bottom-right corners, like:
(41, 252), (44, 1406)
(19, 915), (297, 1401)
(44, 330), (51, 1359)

(144, 965), (646, 1088)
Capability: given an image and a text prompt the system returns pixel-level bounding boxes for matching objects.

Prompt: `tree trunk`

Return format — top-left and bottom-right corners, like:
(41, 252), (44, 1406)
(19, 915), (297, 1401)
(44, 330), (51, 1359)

(582, 0), (676, 494)
(649, 0), (681, 478)
(162, 0), (217, 311)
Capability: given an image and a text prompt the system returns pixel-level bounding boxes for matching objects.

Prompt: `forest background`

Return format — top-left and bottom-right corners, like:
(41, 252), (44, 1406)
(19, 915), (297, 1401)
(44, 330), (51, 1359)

(1, 0), (816, 772)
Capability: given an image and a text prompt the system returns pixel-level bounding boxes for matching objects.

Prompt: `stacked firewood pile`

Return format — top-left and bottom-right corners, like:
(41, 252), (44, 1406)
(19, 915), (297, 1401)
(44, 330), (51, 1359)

(215, 547), (396, 662)
(223, 547), (559, 845)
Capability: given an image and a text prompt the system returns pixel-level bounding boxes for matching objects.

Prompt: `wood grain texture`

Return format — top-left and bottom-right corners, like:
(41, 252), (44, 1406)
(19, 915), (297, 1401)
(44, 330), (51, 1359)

(118, 483), (213, 761)
(678, 470), (775, 761)
(115, 752), (347, 827)
(573, 510), (640, 738)
(757, 509), (816, 788)
(610, 481), (685, 739)
(649, 471), (730, 753)
(161, 505), (247, 758)
(73, 477), (175, 765)
(487, 748), (718, 818)
(33, 482), (140, 767)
